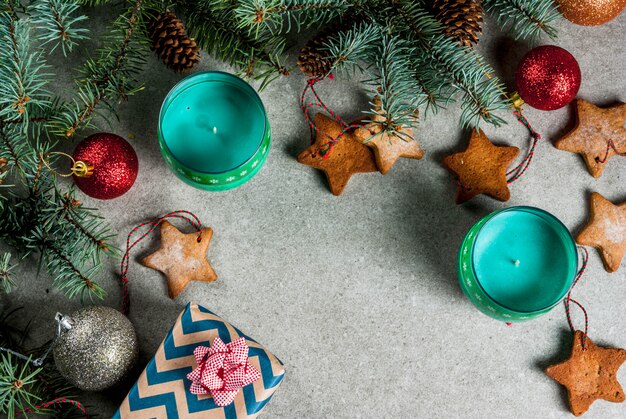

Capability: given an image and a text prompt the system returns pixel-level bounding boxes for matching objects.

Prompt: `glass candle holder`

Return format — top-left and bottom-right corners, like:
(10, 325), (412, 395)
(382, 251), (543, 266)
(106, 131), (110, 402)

(158, 71), (271, 191)
(458, 206), (578, 322)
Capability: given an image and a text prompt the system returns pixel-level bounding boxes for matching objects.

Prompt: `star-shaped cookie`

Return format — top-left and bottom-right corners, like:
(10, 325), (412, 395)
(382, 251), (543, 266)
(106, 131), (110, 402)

(297, 113), (377, 196)
(577, 192), (626, 273)
(555, 99), (626, 178)
(545, 330), (626, 416)
(442, 129), (519, 204)
(142, 221), (217, 298)
(353, 99), (424, 175)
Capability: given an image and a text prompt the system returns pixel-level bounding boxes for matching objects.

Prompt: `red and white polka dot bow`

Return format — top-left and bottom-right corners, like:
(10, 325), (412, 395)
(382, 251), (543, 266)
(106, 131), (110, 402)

(186, 337), (262, 406)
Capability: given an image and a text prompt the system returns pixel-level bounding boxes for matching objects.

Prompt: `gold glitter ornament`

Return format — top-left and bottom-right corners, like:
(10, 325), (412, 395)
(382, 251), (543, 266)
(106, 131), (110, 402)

(556, 0), (626, 26)
(53, 306), (138, 391)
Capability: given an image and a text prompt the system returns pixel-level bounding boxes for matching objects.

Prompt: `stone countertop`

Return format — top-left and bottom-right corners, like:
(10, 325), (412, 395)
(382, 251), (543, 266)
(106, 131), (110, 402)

(6, 9), (626, 419)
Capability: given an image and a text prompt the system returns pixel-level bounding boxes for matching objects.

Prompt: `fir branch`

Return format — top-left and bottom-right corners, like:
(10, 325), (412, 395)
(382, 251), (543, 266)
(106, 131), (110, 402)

(0, 12), (51, 130)
(51, 0), (147, 137)
(411, 57), (452, 115)
(29, 152), (46, 195)
(324, 22), (380, 76)
(31, 0), (89, 56)
(179, 0), (289, 87)
(43, 240), (106, 300)
(0, 125), (28, 174)
(236, 0), (352, 36)
(363, 33), (421, 135)
(52, 190), (116, 261)
(391, 0), (440, 40)
(0, 117), (48, 126)
(484, 0), (559, 43)
(0, 253), (16, 293)
(0, 0), (24, 17)
(420, 35), (508, 127)
(0, 353), (42, 419)
(0, 151), (113, 300)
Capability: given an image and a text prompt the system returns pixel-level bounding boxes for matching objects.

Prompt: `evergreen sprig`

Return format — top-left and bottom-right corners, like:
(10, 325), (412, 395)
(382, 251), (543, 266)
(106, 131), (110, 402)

(425, 35), (508, 127)
(179, 0), (289, 89)
(31, 0), (89, 56)
(0, 12), (51, 131)
(484, 0), (560, 44)
(0, 253), (16, 294)
(0, 353), (41, 419)
(325, 22), (380, 76)
(236, 0), (350, 35)
(50, 0), (148, 137)
(363, 34), (421, 136)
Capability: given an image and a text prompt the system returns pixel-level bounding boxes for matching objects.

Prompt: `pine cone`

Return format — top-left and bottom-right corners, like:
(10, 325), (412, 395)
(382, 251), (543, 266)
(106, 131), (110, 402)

(297, 34), (333, 78)
(431, 0), (483, 48)
(148, 11), (200, 73)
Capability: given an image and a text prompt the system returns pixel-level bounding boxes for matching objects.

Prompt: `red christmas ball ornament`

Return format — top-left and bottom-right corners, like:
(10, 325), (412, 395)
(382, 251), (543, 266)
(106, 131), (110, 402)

(72, 133), (138, 200)
(515, 45), (581, 111)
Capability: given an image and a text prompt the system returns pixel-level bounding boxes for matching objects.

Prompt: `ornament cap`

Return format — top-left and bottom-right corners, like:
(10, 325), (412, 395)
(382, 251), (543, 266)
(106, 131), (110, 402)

(509, 92), (525, 110)
(71, 160), (93, 177)
(55, 312), (75, 332)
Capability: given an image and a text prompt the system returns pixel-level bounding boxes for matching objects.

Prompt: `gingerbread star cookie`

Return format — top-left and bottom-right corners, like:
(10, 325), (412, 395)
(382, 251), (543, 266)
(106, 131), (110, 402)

(297, 113), (377, 196)
(576, 192), (626, 273)
(354, 99), (424, 175)
(545, 330), (626, 416)
(142, 221), (217, 298)
(442, 129), (519, 204)
(555, 99), (626, 178)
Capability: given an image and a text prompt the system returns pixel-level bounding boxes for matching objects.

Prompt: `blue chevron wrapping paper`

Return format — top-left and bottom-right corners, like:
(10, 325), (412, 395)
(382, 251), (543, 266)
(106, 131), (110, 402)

(114, 303), (285, 418)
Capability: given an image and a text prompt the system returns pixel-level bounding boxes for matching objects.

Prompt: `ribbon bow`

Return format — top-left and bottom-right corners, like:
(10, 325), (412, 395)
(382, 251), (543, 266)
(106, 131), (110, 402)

(186, 337), (261, 406)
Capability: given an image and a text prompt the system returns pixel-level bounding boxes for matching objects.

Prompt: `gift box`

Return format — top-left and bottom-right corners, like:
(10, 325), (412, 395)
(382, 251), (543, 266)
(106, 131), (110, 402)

(114, 303), (285, 418)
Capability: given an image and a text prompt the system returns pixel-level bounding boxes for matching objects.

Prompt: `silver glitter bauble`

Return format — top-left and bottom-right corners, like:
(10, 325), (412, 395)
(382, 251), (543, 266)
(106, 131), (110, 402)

(53, 306), (138, 391)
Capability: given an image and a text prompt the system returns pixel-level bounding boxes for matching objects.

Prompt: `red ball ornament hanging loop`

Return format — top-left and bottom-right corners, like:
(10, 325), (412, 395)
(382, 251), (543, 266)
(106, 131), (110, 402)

(41, 151), (93, 178)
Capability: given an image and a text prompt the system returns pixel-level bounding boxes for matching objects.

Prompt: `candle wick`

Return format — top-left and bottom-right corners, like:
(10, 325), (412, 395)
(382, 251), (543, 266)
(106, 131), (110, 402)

(514, 259), (521, 267)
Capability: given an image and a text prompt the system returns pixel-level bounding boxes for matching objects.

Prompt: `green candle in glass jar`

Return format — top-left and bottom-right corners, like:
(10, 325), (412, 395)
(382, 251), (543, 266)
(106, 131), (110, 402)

(158, 71), (271, 191)
(458, 206), (579, 322)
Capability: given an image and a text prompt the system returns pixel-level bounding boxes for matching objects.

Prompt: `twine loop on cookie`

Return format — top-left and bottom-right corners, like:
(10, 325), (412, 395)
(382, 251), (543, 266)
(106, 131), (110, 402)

(119, 210), (202, 315)
(595, 139), (625, 164)
(301, 76), (362, 159)
(565, 246), (590, 350)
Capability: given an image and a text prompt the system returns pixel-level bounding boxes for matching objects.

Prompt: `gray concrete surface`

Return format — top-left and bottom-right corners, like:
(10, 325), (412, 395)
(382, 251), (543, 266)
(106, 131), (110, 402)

(5, 10), (626, 419)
